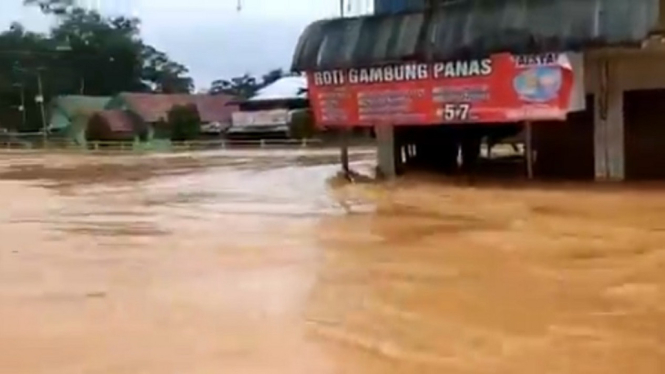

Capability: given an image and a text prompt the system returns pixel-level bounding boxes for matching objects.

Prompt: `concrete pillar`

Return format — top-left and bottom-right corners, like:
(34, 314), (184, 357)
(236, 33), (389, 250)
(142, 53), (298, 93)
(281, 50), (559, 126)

(594, 58), (625, 181)
(375, 124), (396, 178)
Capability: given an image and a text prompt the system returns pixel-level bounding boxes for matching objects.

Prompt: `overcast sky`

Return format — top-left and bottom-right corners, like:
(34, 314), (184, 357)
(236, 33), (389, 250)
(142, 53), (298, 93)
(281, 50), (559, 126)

(2, 0), (373, 90)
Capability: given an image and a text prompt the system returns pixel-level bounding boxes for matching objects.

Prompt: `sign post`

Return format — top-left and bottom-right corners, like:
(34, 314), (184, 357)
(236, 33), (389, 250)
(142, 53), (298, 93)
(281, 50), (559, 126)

(305, 52), (581, 179)
(339, 127), (350, 178)
(525, 121), (534, 179)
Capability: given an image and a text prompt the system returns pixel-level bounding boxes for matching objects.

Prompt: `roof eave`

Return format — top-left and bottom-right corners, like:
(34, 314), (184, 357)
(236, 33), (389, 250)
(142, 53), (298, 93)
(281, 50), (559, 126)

(291, 0), (661, 72)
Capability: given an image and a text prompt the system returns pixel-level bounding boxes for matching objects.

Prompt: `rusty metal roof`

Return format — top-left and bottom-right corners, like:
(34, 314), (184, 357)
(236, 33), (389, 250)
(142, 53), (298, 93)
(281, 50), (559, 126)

(291, 0), (660, 71)
(116, 93), (239, 124)
(92, 110), (136, 133)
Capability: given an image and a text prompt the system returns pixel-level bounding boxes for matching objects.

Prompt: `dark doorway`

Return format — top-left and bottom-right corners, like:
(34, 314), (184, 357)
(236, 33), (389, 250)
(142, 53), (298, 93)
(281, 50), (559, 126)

(532, 95), (595, 180)
(624, 89), (665, 180)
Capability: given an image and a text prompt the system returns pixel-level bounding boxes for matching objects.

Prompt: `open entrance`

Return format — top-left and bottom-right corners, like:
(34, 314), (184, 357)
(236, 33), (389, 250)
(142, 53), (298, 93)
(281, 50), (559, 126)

(392, 124), (524, 177)
(624, 89), (665, 180)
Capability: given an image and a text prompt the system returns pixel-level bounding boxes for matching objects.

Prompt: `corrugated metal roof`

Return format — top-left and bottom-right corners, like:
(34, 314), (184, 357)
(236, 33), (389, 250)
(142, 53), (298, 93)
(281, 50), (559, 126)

(249, 76), (308, 102)
(115, 93), (238, 123)
(92, 110), (136, 133)
(292, 0), (660, 71)
(48, 95), (112, 131)
(50, 95), (111, 118)
(87, 110), (137, 141)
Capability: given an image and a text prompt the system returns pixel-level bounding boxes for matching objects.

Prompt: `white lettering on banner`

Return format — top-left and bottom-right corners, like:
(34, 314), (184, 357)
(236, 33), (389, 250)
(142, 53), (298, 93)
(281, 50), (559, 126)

(433, 59), (493, 78)
(311, 59), (494, 86)
(348, 64), (429, 84)
(313, 70), (346, 86)
(514, 53), (558, 67)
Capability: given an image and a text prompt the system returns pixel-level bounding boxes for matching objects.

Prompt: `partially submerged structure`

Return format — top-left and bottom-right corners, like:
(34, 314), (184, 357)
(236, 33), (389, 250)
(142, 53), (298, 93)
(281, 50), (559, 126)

(227, 76), (308, 139)
(292, 0), (665, 181)
(47, 92), (237, 147)
(47, 95), (111, 144)
(105, 93), (237, 145)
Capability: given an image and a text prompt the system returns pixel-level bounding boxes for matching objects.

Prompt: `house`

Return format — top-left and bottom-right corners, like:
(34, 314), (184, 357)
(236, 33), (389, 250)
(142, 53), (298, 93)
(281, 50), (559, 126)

(45, 92), (238, 147)
(104, 92), (238, 143)
(87, 92), (238, 146)
(85, 110), (137, 143)
(47, 95), (111, 145)
(227, 76), (309, 140)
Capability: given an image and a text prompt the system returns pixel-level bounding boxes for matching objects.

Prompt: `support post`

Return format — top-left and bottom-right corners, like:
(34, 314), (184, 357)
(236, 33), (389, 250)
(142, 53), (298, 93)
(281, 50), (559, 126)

(594, 57), (625, 181)
(525, 121), (534, 179)
(340, 127), (350, 176)
(375, 124), (396, 179)
(36, 69), (47, 146)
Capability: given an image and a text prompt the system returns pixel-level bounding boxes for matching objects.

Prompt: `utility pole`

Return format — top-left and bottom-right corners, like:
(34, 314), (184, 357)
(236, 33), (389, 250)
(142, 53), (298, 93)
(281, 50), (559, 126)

(35, 68), (47, 144)
(12, 83), (26, 128)
(340, 0), (344, 17)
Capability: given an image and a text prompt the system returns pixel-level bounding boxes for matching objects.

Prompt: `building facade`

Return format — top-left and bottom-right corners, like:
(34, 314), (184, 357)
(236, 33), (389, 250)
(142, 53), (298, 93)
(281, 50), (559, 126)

(296, 0), (665, 181)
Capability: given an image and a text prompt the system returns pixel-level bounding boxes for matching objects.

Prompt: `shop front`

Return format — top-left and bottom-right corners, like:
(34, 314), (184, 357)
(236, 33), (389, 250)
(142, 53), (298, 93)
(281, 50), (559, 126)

(291, 1), (665, 180)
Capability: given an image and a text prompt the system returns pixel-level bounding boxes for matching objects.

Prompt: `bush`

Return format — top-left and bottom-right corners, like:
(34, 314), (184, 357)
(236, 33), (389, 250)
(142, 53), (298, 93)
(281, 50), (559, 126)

(289, 109), (316, 139)
(167, 103), (201, 141)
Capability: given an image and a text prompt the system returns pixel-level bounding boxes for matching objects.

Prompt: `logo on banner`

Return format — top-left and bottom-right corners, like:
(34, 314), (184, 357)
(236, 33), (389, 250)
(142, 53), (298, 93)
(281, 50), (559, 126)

(513, 66), (562, 103)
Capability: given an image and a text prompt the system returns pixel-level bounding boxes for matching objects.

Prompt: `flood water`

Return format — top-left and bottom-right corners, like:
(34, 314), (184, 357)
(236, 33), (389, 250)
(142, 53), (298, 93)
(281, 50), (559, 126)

(0, 149), (663, 374)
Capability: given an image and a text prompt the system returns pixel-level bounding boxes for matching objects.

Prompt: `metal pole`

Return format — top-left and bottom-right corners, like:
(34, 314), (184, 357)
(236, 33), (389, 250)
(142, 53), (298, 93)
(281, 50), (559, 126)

(36, 69), (47, 144)
(525, 121), (533, 179)
(13, 83), (26, 128)
(340, 127), (350, 177)
(19, 85), (26, 127)
(339, 0), (344, 17)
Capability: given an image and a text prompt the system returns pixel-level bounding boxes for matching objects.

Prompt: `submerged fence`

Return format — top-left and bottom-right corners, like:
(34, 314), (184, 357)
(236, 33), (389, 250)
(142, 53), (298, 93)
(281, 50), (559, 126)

(0, 137), (354, 153)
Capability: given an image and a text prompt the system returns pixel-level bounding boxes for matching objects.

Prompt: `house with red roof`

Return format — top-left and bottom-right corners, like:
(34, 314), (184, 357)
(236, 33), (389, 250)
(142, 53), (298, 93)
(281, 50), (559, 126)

(83, 92), (238, 147)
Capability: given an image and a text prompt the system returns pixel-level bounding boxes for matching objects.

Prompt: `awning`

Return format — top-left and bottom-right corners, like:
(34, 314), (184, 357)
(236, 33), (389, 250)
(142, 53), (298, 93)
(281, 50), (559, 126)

(291, 0), (660, 72)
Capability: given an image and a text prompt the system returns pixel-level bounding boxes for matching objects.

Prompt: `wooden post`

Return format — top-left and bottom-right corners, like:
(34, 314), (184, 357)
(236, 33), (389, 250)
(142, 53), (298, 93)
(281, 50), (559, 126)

(375, 124), (396, 179)
(525, 121), (534, 179)
(340, 127), (350, 177)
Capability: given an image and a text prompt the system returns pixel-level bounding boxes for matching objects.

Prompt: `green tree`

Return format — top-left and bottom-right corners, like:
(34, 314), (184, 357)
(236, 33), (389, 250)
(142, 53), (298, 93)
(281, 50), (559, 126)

(260, 68), (285, 87)
(289, 109), (315, 139)
(0, 23), (52, 131)
(209, 69), (290, 98)
(209, 73), (259, 98)
(167, 103), (201, 141)
(0, 0), (195, 131)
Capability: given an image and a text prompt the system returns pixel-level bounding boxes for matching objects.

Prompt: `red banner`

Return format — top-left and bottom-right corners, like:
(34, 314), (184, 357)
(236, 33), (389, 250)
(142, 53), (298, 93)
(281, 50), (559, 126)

(306, 53), (576, 127)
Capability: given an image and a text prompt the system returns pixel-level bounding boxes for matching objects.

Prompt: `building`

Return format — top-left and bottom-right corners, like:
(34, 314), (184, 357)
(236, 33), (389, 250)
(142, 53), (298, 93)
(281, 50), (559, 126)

(47, 95), (111, 145)
(47, 92), (238, 148)
(104, 93), (237, 145)
(227, 76), (309, 140)
(293, 0), (665, 181)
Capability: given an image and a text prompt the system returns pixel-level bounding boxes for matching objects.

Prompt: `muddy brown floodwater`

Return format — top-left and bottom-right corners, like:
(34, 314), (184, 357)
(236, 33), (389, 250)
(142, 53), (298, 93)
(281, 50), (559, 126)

(0, 149), (663, 374)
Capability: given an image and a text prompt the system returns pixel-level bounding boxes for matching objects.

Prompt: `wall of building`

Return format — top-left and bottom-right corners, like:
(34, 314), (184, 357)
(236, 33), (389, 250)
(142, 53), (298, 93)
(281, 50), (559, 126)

(533, 50), (665, 180)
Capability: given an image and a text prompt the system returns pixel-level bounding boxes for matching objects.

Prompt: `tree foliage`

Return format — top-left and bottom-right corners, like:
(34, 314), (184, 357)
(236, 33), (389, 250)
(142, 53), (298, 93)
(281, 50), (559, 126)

(289, 109), (315, 139)
(167, 103), (201, 141)
(0, 0), (194, 131)
(209, 68), (289, 99)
